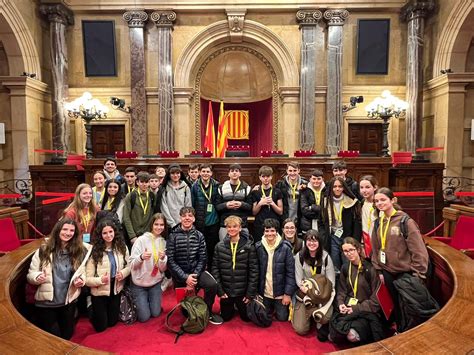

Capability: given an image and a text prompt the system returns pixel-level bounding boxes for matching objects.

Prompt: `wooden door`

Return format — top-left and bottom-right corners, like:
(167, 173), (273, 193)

(91, 125), (125, 158)
(348, 123), (383, 155)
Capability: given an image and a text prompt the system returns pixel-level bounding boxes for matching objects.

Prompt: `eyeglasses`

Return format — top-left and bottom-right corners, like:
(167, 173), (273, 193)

(343, 248), (357, 254)
(283, 226), (296, 230)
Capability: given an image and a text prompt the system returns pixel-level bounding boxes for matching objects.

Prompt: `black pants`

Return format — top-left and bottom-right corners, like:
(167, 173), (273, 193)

(199, 223), (220, 270)
(91, 287), (121, 332)
(220, 296), (250, 322)
(35, 303), (77, 340)
(174, 271), (217, 313)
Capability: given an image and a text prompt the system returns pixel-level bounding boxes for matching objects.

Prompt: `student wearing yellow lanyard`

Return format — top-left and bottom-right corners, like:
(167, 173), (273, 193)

(211, 216), (258, 322)
(63, 183), (99, 243)
(92, 171), (106, 206)
(129, 213), (168, 323)
(191, 163), (220, 269)
(275, 162), (308, 225)
(331, 237), (382, 344)
(251, 166), (284, 243)
(371, 187), (429, 330)
(293, 230), (336, 339)
(320, 176), (362, 273)
(300, 169), (326, 234)
(359, 175), (379, 258)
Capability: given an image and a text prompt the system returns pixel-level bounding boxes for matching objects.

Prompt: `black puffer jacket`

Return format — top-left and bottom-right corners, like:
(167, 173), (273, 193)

(166, 224), (207, 283)
(255, 238), (297, 297)
(300, 185), (326, 232)
(211, 231), (258, 298)
(215, 180), (252, 227)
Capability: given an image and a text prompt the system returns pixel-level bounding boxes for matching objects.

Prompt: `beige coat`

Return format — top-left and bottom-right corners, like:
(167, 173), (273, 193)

(85, 248), (131, 296)
(27, 243), (92, 305)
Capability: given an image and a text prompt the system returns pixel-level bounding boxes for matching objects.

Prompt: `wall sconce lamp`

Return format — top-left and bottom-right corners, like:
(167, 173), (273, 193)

(342, 96), (364, 112)
(110, 97), (131, 113)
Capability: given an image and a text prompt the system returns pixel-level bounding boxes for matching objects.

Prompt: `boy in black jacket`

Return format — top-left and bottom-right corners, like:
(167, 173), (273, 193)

(212, 216), (258, 322)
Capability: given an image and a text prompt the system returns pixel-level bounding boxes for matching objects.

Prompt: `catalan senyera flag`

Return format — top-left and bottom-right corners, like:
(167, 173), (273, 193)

(203, 101), (216, 157)
(216, 101), (228, 158)
(225, 110), (249, 140)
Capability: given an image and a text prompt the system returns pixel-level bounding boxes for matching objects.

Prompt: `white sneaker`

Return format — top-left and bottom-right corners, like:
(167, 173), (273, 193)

(161, 277), (173, 292)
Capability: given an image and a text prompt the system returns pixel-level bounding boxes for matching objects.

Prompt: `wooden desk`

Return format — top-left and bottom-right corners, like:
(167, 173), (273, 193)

(30, 157), (445, 232)
(1, 237), (473, 353)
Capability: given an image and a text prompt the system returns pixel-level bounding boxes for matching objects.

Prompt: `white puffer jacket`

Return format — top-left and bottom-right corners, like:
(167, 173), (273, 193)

(85, 248), (131, 296)
(27, 243), (92, 304)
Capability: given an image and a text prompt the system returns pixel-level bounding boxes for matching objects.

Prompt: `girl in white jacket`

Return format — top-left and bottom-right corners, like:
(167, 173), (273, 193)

(130, 213), (168, 322)
(86, 220), (130, 332)
(27, 218), (91, 340)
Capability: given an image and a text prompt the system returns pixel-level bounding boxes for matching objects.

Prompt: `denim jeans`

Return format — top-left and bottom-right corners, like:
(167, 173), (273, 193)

(131, 281), (163, 322)
(330, 233), (346, 273)
(263, 296), (289, 321)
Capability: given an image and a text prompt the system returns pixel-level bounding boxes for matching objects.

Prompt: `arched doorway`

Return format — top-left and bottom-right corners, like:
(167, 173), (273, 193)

(198, 47), (276, 156)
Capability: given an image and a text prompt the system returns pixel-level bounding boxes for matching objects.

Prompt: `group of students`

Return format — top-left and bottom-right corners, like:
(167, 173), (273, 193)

(26, 158), (430, 346)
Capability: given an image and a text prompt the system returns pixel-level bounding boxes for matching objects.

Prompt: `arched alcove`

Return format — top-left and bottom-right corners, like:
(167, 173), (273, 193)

(174, 19), (298, 150)
(433, 0), (474, 76)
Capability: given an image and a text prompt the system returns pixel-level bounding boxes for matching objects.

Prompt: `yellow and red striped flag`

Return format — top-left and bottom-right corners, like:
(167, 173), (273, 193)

(225, 110), (249, 140)
(216, 101), (228, 158)
(203, 101), (216, 157)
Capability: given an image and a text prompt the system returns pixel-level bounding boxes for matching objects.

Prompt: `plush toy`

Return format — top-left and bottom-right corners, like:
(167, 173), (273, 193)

(296, 274), (333, 323)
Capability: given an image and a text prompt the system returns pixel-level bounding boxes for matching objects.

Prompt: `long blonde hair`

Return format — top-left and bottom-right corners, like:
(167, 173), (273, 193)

(64, 183), (97, 226)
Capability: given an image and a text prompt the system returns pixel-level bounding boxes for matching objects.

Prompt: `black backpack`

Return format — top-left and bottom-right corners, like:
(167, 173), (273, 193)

(119, 285), (137, 325)
(246, 295), (272, 328)
(166, 296), (209, 343)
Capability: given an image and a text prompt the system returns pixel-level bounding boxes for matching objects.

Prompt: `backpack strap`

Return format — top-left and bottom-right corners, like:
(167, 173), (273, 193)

(165, 302), (185, 343)
(399, 215), (411, 240)
(130, 191), (137, 210)
(316, 254), (328, 274)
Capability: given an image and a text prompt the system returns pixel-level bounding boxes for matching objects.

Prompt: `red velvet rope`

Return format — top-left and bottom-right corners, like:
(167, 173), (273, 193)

(455, 192), (474, 197)
(393, 192), (434, 197)
(28, 221), (46, 238)
(423, 220), (445, 236)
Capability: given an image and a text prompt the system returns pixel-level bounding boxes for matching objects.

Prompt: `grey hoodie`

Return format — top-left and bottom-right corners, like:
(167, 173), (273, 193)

(161, 180), (192, 227)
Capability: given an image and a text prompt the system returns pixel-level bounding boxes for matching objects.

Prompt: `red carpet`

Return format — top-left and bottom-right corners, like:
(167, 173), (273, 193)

(72, 289), (340, 354)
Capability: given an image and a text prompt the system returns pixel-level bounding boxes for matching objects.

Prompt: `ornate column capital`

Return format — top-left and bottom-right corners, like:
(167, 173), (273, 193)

(401, 0), (436, 22)
(323, 9), (349, 26)
(39, 3), (74, 26)
(150, 10), (177, 28)
(123, 10), (148, 28)
(226, 9), (247, 43)
(296, 10), (322, 27)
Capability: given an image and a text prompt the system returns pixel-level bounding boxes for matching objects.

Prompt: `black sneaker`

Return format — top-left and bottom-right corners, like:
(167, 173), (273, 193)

(209, 313), (224, 325)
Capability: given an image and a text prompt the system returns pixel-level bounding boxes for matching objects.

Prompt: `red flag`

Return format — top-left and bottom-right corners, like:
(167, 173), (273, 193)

(216, 101), (228, 158)
(203, 101), (216, 157)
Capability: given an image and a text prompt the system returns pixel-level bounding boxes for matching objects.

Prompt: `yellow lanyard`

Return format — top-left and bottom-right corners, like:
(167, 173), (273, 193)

(261, 185), (273, 198)
(127, 185), (135, 194)
(380, 209), (397, 250)
(82, 209), (90, 231)
(289, 180), (298, 202)
(232, 181), (241, 198)
(150, 235), (159, 265)
(106, 197), (115, 210)
(138, 192), (149, 215)
(230, 242), (238, 270)
(334, 203), (344, 223)
(310, 265), (317, 276)
(367, 206), (374, 231)
(348, 261), (362, 299)
(200, 182), (212, 202)
(312, 188), (321, 205)
(92, 187), (104, 205)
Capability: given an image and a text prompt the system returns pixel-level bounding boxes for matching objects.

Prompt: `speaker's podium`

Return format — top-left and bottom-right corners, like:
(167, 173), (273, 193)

(225, 145), (250, 157)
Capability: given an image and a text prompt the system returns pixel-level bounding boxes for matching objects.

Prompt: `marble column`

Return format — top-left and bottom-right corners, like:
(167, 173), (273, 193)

(151, 11), (176, 151)
(401, 0), (435, 154)
(324, 9), (348, 155)
(123, 10), (148, 154)
(39, 4), (74, 156)
(296, 10), (322, 150)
